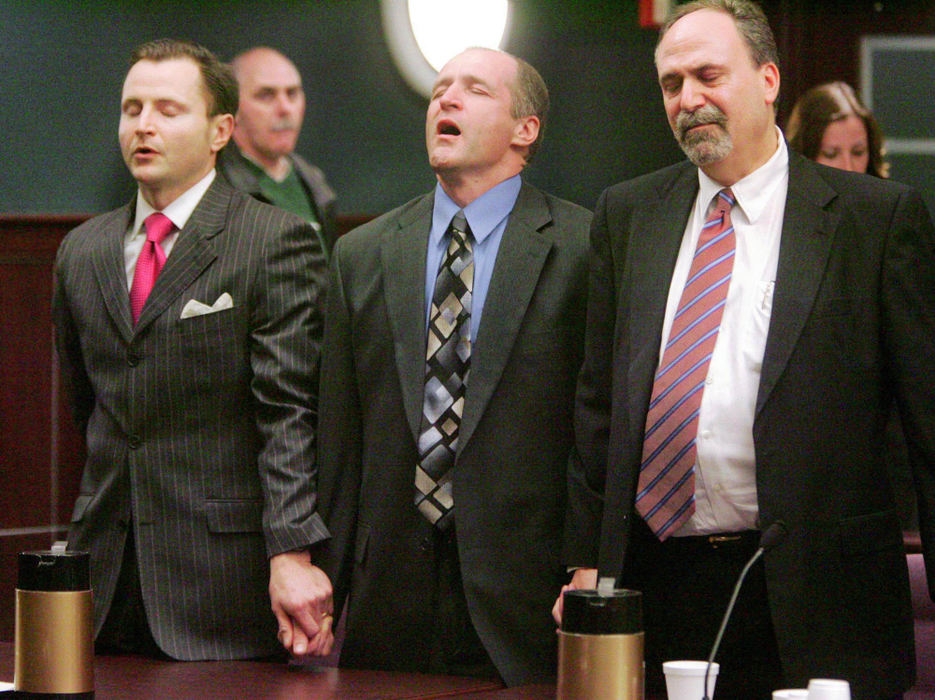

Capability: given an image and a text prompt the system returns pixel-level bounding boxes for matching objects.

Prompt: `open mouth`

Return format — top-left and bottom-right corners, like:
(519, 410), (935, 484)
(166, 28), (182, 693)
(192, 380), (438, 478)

(437, 120), (461, 136)
(134, 146), (158, 156)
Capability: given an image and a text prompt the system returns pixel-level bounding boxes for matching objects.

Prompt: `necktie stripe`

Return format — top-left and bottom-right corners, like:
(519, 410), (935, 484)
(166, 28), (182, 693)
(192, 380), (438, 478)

(655, 324), (720, 380)
(636, 189), (736, 540)
(641, 407), (701, 474)
(651, 495), (696, 539)
(645, 378), (705, 438)
(667, 296), (729, 352)
(682, 248), (734, 290)
(639, 466), (696, 517)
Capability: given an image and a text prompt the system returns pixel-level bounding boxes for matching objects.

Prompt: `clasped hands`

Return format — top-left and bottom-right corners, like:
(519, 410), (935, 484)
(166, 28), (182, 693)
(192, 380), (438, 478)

(269, 549), (335, 658)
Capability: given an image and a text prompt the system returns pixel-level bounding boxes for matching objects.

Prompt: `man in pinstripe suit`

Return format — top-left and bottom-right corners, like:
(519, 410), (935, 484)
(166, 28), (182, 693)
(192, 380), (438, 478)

(52, 39), (333, 661)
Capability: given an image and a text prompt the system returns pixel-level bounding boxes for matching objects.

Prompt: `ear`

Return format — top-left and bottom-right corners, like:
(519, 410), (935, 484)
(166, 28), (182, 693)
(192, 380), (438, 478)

(511, 114), (540, 151)
(209, 113), (235, 154)
(761, 61), (780, 108)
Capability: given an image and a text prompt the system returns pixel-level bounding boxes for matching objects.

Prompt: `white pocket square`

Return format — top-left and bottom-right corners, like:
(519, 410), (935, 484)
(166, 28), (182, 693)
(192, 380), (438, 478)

(180, 293), (233, 319)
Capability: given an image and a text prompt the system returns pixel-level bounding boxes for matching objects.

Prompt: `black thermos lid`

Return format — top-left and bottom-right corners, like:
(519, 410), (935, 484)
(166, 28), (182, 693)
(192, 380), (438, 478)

(17, 551), (90, 592)
(561, 588), (642, 635)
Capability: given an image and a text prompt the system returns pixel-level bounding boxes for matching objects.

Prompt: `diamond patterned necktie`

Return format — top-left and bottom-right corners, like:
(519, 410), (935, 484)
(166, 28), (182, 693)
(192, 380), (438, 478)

(636, 188), (736, 540)
(129, 212), (174, 324)
(415, 211), (473, 527)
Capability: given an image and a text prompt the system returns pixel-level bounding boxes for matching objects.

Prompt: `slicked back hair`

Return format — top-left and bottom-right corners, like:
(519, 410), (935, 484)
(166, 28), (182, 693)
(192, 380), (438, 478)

(130, 38), (238, 117)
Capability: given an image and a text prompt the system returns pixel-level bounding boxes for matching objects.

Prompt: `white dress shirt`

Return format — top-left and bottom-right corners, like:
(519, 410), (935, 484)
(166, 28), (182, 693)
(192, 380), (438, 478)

(659, 131), (790, 535)
(123, 169), (216, 289)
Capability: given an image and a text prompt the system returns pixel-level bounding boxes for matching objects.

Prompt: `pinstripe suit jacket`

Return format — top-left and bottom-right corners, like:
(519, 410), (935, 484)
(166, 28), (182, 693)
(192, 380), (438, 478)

(52, 178), (329, 660)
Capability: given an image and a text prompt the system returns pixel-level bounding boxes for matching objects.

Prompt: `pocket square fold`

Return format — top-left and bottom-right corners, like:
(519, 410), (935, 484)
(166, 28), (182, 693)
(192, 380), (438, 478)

(180, 293), (234, 319)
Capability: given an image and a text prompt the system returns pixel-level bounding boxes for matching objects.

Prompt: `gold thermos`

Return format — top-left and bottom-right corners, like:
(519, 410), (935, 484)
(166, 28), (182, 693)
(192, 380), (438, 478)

(557, 587), (644, 700)
(14, 550), (94, 697)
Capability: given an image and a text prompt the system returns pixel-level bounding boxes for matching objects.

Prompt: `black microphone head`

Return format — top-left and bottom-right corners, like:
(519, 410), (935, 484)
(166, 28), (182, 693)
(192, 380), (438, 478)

(759, 521), (788, 551)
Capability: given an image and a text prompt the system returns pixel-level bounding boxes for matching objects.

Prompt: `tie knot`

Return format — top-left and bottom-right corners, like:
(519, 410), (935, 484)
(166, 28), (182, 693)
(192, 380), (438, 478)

(449, 211), (470, 241)
(144, 212), (174, 244)
(714, 188), (735, 214)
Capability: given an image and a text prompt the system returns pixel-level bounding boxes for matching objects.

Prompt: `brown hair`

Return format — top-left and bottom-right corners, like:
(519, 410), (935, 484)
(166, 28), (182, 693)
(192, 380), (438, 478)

(508, 54), (550, 163)
(786, 81), (889, 178)
(130, 38), (238, 117)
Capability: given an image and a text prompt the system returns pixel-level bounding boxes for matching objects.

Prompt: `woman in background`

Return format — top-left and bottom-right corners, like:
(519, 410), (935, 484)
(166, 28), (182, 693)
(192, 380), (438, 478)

(786, 80), (889, 177)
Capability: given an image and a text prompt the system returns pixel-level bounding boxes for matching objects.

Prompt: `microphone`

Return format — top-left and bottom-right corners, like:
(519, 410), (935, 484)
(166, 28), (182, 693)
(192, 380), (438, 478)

(702, 521), (787, 700)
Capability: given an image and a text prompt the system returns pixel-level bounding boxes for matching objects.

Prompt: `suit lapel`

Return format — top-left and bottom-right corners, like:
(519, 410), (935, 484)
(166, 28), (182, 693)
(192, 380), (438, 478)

(133, 181), (227, 334)
(627, 164), (699, 424)
(91, 203), (136, 344)
(458, 184), (553, 452)
(381, 194), (434, 443)
(755, 154), (839, 417)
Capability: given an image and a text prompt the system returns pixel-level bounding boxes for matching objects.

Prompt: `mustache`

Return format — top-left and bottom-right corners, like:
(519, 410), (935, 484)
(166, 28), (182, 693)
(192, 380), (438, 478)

(676, 104), (727, 138)
(270, 119), (298, 132)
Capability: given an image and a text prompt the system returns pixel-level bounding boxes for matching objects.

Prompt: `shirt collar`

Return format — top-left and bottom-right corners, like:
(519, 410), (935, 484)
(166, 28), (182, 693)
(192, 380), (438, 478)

(697, 126), (788, 224)
(431, 174), (522, 246)
(132, 169), (217, 236)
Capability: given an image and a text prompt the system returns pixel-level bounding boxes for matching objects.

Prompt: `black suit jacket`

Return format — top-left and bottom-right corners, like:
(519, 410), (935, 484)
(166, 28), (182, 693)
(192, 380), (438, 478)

(316, 182), (591, 686)
(565, 151), (935, 696)
(217, 143), (338, 256)
(53, 178), (329, 660)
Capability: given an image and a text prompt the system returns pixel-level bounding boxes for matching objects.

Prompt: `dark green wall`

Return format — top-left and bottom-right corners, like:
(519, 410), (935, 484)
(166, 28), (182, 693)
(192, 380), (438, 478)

(1, 0), (682, 216)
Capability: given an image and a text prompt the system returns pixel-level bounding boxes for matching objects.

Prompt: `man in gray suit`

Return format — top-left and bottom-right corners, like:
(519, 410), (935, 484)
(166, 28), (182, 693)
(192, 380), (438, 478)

(218, 47), (338, 258)
(53, 39), (333, 661)
(314, 48), (591, 685)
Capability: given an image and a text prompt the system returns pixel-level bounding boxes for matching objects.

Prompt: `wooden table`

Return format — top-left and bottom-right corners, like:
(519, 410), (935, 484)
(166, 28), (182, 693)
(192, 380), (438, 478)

(0, 642), (519, 699)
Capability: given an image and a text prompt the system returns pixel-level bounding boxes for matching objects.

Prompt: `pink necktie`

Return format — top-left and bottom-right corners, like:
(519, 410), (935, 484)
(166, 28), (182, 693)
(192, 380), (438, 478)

(129, 212), (174, 324)
(636, 189), (736, 540)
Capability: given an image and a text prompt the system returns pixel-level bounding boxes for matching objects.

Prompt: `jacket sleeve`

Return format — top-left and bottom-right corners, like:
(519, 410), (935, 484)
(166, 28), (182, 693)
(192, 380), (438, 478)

(563, 189), (617, 568)
(881, 188), (935, 599)
(249, 210), (331, 557)
(312, 237), (362, 612)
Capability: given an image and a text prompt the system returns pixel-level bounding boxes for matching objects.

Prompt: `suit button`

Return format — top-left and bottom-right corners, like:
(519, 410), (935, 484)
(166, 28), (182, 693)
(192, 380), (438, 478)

(419, 537), (431, 553)
(127, 435), (141, 449)
(127, 352), (140, 367)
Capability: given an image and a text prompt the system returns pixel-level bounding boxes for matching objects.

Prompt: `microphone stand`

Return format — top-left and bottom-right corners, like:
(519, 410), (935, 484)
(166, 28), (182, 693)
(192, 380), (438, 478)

(703, 521), (787, 700)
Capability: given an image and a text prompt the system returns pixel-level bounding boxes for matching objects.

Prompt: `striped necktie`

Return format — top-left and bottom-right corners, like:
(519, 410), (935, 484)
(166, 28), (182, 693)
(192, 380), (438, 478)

(636, 188), (736, 540)
(414, 211), (473, 527)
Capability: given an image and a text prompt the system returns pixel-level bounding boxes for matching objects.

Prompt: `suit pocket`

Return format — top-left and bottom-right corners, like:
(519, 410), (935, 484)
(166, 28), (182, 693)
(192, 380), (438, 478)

(205, 498), (263, 534)
(839, 509), (902, 558)
(70, 494), (94, 523)
(177, 304), (238, 330)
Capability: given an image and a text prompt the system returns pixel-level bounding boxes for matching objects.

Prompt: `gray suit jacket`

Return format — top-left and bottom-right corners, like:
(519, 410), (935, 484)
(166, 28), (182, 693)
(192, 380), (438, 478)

(316, 182), (591, 685)
(53, 178), (329, 660)
(217, 143), (338, 256)
(566, 151), (935, 696)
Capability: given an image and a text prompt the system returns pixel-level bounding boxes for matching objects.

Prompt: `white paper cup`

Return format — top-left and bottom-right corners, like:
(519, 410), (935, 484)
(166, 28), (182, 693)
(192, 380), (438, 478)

(663, 660), (718, 699)
(773, 690), (809, 699)
(807, 678), (851, 700)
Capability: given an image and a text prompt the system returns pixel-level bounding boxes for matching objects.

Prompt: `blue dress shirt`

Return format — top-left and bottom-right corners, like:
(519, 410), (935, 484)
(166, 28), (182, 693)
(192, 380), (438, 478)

(424, 175), (522, 344)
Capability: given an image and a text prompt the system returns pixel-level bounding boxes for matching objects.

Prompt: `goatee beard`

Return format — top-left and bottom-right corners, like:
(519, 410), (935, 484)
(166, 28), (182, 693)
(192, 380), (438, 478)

(676, 105), (732, 166)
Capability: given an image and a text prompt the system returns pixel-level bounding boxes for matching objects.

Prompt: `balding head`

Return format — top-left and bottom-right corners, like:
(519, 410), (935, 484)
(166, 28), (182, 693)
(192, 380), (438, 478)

(230, 47), (305, 173)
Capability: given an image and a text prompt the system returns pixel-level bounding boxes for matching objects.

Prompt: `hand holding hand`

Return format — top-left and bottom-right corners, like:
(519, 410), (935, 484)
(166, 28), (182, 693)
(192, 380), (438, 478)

(552, 567), (598, 626)
(269, 550), (335, 657)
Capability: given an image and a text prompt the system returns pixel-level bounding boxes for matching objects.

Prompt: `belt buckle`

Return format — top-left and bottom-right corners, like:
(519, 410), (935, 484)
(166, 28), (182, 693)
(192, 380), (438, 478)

(707, 534), (742, 549)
